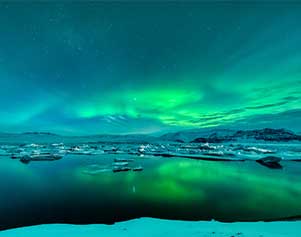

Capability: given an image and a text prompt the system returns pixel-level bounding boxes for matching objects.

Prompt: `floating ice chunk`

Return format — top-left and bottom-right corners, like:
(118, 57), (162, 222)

(82, 164), (112, 175)
(114, 158), (134, 162)
(256, 156), (282, 169)
(25, 143), (42, 148)
(113, 162), (129, 166)
(243, 146), (274, 154)
(112, 166), (131, 172)
(133, 166), (143, 171)
(138, 145), (145, 153)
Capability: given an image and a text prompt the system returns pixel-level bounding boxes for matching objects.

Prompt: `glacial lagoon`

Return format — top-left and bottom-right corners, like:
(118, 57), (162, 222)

(1, 152), (301, 230)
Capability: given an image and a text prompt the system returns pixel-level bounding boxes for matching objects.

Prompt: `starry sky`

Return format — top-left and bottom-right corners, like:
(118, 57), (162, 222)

(0, 2), (301, 135)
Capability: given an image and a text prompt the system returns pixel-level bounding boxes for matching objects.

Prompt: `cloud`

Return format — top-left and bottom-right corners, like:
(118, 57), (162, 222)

(225, 109), (301, 132)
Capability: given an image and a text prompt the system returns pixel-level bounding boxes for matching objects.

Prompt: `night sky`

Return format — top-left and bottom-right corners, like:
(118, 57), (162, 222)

(0, 2), (301, 135)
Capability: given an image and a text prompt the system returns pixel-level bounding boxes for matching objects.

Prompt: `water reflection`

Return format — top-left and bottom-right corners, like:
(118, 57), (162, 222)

(75, 156), (301, 220)
(1, 155), (301, 230)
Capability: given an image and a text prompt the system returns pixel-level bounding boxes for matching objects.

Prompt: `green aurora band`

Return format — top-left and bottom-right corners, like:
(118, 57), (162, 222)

(0, 2), (301, 134)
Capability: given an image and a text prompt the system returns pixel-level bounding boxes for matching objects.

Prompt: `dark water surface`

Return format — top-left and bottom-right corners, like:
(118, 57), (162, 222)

(1, 154), (301, 230)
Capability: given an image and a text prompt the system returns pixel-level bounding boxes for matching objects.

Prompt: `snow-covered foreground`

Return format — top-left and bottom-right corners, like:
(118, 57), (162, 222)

(1, 218), (300, 237)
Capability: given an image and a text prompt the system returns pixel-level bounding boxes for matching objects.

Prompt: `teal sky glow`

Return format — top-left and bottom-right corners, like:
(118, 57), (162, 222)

(0, 2), (300, 134)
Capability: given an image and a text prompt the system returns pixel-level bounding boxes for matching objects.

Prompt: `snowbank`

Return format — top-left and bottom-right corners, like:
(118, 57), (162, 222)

(0, 218), (300, 237)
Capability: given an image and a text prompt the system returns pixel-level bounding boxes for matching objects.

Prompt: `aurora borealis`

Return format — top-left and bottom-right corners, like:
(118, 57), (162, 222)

(0, 2), (301, 134)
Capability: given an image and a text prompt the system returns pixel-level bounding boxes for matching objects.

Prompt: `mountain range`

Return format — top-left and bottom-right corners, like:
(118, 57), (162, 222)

(0, 128), (300, 144)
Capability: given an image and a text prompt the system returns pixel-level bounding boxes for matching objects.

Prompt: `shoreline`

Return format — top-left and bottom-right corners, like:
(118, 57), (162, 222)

(1, 218), (301, 237)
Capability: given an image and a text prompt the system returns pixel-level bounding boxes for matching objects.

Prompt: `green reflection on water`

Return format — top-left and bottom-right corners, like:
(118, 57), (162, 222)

(75, 157), (301, 220)
(1, 155), (301, 222)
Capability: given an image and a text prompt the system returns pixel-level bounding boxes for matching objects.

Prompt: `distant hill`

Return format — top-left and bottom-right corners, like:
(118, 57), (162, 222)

(0, 128), (300, 144)
(21, 132), (59, 136)
(0, 132), (156, 144)
(162, 128), (301, 143)
(160, 128), (236, 143)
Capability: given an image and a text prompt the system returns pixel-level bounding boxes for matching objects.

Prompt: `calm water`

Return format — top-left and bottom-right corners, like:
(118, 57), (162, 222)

(1, 154), (301, 230)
